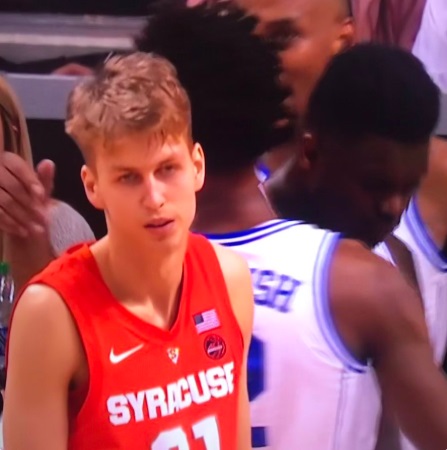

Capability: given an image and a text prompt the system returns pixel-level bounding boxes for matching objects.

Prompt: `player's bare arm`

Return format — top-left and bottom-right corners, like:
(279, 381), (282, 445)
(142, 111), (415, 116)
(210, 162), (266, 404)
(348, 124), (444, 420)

(213, 243), (254, 450)
(331, 239), (447, 450)
(375, 236), (418, 450)
(374, 406), (402, 450)
(3, 284), (84, 450)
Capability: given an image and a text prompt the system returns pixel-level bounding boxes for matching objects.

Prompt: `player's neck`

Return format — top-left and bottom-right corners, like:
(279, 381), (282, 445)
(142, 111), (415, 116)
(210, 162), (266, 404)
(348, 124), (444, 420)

(92, 235), (187, 327)
(194, 169), (277, 234)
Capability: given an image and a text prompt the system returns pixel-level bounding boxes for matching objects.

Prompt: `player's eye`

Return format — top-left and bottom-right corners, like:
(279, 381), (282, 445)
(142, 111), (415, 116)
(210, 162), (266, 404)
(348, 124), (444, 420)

(118, 172), (140, 184)
(264, 22), (301, 49)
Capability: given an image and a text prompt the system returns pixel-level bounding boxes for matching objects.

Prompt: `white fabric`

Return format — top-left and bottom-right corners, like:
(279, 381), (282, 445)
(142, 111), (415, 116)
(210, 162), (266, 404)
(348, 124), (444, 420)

(393, 199), (447, 450)
(209, 221), (381, 450)
(48, 201), (95, 255)
(412, 0), (447, 93)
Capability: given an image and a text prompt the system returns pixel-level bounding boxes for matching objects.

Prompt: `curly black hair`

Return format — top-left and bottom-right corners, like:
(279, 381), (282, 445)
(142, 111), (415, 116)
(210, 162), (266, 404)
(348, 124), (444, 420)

(136, 1), (294, 174)
(306, 42), (440, 146)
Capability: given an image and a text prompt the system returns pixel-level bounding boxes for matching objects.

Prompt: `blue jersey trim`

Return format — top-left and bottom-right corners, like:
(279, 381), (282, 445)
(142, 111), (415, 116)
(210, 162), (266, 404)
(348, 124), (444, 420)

(404, 197), (447, 271)
(255, 163), (271, 183)
(205, 220), (304, 247)
(207, 222), (303, 247)
(313, 232), (367, 373)
(251, 427), (267, 448)
(204, 220), (287, 241)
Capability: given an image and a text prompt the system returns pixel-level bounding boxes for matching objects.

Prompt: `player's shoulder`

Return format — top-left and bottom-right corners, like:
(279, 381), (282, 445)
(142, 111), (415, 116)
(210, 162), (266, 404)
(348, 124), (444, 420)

(9, 284), (79, 364)
(331, 238), (423, 326)
(8, 283), (83, 391)
(211, 242), (254, 338)
(211, 241), (251, 286)
(13, 284), (72, 327)
(332, 238), (406, 297)
(188, 233), (252, 292)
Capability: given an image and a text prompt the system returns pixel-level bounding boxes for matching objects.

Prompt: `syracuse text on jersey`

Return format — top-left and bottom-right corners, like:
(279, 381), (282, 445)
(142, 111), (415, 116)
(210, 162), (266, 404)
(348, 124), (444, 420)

(107, 362), (235, 425)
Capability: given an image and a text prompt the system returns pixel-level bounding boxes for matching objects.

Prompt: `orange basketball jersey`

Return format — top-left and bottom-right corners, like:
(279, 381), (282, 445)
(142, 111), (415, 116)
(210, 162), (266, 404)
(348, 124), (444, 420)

(12, 234), (243, 449)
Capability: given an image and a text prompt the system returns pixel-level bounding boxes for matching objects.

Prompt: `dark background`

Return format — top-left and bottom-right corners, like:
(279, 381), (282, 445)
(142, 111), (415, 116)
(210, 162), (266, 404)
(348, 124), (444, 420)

(0, 0), (151, 15)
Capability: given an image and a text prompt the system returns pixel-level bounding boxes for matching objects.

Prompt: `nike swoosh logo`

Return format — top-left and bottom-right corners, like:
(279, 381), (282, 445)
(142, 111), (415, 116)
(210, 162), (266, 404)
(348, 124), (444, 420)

(109, 344), (144, 364)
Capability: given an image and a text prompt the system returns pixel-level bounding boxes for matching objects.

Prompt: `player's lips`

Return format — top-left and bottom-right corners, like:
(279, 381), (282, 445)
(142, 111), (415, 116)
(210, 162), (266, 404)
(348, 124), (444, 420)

(145, 218), (174, 228)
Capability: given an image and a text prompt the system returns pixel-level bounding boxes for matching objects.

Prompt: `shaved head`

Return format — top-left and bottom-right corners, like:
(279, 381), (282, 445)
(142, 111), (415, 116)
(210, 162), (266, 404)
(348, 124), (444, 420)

(236, 0), (351, 20)
(234, 0), (355, 114)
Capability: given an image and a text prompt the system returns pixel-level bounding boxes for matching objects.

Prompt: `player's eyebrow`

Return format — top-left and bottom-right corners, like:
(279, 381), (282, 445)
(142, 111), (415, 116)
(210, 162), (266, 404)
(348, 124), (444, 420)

(262, 18), (299, 37)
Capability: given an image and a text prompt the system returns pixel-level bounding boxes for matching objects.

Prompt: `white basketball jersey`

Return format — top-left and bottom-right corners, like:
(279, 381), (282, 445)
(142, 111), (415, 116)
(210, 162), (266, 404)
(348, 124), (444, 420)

(207, 220), (381, 450)
(393, 198), (447, 450)
(394, 198), (447, 365)
(412, 0), (447, 93)
(373, 241), (396, 266)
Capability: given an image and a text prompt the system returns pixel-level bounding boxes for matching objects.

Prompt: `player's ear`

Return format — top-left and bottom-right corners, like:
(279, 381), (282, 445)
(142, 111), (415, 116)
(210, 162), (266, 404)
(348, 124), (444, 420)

(332, 17), (355, 55)
(81, 164), (105, 210)
(191, 142), (205, 192)
(298, 132), (317, 171)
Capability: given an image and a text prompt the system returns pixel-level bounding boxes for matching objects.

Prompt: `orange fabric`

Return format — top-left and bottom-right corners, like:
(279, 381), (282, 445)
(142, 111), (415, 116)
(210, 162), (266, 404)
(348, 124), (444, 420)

(14, 234), (243, 450)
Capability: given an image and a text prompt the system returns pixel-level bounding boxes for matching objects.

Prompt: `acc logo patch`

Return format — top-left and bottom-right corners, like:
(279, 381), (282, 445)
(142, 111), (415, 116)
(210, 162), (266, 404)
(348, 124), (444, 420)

(167, 347), (180, 364)
(204, 334), (226, 360)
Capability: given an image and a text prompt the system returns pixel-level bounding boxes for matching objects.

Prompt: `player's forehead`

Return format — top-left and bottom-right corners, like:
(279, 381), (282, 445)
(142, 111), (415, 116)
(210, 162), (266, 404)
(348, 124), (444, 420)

(335, 135), (428, 183)
(97, 132), (190, 167)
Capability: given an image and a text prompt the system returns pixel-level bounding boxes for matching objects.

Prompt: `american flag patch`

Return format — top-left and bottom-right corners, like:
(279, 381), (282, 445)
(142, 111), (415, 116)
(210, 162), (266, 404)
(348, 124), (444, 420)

(193, 309), (220, 334)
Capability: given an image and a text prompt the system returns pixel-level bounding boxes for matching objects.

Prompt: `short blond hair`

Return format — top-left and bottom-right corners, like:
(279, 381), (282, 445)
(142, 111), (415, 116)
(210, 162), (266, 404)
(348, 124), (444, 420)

(65, 52), (192, 159)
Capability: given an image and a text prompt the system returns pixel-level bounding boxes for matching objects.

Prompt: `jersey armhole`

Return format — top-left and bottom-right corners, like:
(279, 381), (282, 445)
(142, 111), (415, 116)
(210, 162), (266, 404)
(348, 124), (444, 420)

(6, 276), (103, 425)
(188, 234), (245, 353)
(313, 232), (368, 373)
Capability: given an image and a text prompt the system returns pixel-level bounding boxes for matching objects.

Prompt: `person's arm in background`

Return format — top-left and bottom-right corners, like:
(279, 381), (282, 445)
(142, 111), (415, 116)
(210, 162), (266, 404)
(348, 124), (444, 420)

(350, 0), (380, 43)
(387, 0), (425, 50)
(374, 405), (402, 450)
(1, 154), (94, 290)
(0, 148), (54, 290)
(351, 0), (425, 50)
(0, 74), (94, 289)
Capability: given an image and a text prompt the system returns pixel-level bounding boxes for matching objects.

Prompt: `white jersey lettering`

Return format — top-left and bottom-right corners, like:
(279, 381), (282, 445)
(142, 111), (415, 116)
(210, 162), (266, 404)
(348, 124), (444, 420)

(107, 394), (131, 426)
(107, 362), (235, 426)
(126, 391), (145, 422)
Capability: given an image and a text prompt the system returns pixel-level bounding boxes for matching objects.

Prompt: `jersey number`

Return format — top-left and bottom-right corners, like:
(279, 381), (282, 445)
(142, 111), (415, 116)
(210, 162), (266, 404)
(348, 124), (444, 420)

(151, 416), (220, 449)
(248, 336), (267, 448)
